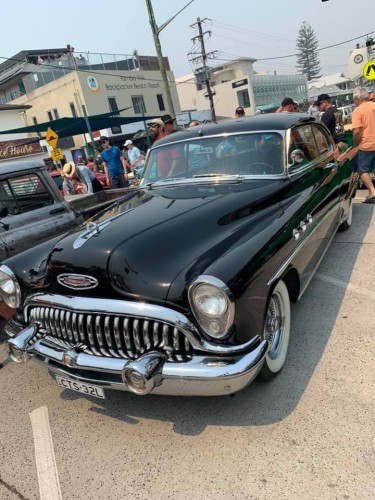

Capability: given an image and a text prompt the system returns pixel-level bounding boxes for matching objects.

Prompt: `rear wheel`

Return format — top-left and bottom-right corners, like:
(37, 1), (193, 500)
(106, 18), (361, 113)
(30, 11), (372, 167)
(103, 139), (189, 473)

(258, 280), (291, 381)
(339, 198), (353, 232)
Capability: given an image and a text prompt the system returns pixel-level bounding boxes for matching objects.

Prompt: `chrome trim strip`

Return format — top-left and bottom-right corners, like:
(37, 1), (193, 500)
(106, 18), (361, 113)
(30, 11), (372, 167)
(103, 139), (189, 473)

(267, 202), (340, 286)
(24, 293), (260, 355)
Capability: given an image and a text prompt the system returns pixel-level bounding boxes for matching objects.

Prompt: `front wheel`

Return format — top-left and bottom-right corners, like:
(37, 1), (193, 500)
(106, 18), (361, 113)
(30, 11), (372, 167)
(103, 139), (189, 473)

(258, 280), (291, 381)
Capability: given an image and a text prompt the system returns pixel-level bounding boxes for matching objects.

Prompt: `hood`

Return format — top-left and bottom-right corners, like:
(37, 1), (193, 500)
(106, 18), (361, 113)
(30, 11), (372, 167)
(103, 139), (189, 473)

(40, 180), (291, 302)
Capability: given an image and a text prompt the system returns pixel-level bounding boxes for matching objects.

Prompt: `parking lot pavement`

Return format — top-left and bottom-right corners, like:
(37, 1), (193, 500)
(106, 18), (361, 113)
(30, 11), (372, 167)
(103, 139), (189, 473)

(0, 196), (374, 500)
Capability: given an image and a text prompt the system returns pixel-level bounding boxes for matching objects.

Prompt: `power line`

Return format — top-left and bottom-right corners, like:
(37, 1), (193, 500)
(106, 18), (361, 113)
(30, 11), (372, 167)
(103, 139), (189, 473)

(257, 31), (375, 61)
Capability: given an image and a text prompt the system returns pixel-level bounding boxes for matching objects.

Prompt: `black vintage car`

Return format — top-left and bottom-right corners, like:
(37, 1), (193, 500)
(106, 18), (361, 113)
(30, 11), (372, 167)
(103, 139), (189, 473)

(2, 114), (357, 398)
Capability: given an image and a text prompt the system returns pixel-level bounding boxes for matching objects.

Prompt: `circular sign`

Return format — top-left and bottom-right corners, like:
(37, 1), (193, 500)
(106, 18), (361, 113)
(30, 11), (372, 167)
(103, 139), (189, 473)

(354, 54), (363, 64)
(87, 75), (100, 92)
(363, 61), (375, 81)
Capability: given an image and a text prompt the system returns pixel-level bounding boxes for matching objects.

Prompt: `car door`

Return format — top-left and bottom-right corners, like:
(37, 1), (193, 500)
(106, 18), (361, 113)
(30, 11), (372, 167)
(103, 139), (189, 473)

(287, 123), (341, 291)
(0, 170), (77, 259)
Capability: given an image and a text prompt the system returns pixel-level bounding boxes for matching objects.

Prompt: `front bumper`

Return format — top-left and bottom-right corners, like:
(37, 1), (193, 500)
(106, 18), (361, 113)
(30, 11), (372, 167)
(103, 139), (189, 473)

(7, 323), (267, 397)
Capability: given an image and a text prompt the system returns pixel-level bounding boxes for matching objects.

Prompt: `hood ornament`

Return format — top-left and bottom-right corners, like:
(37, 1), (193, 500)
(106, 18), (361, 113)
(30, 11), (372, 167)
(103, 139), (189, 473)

(73, 210), (134, 249)
(57, 273), (98, 290)
(73, 220), (112, 249)
(86, 222), (100, 236)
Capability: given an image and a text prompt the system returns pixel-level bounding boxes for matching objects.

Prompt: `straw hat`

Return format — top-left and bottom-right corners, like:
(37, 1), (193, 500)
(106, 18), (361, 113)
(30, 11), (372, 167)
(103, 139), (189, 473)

(61, 161), (76, 178)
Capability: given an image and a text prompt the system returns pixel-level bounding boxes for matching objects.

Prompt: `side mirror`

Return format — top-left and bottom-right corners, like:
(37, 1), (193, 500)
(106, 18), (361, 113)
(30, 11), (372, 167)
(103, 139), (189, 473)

(289, 149), (305, 167)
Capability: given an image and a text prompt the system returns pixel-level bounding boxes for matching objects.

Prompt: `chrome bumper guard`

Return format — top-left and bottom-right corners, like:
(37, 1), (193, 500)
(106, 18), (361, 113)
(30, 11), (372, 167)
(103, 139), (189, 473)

(7, 324), (267, 397)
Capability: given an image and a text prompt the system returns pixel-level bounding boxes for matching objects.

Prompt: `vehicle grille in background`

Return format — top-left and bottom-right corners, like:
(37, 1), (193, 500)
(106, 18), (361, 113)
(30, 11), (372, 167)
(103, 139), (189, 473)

(28, 306), (193, 361)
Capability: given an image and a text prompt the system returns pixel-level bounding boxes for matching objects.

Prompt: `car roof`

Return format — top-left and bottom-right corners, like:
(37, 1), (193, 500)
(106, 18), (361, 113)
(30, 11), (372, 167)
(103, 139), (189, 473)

(0, 159), (46, 176)
(158, 113), (315, 146)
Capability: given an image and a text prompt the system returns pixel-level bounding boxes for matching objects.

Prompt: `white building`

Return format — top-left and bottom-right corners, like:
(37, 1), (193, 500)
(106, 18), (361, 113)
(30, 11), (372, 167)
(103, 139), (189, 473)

(176, 58), (308, 118)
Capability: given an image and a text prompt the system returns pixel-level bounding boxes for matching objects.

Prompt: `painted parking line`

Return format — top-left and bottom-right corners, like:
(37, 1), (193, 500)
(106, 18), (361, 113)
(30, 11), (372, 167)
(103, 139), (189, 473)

(315, 272), (375, 299)
(29, 406), (62, 500)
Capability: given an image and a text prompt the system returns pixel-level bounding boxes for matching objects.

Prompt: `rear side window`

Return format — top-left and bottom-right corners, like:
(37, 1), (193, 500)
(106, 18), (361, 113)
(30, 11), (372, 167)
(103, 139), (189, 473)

(312, 125), (332, 155)
(290, 125), (319, 161)
(0, 173), (54, 215)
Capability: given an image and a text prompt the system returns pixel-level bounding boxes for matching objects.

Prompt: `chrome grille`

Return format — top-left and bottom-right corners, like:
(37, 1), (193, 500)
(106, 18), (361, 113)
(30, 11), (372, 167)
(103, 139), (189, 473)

(28, 306), (193, 361)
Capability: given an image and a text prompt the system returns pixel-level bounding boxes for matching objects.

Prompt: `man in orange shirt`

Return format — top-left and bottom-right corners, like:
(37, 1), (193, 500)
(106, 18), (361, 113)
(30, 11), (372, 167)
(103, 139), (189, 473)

(352, 86), (375, 203)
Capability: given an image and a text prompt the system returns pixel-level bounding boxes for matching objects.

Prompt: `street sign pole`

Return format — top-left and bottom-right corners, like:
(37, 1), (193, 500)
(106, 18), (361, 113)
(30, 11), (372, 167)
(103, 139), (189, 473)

(82, 104), (97, 156)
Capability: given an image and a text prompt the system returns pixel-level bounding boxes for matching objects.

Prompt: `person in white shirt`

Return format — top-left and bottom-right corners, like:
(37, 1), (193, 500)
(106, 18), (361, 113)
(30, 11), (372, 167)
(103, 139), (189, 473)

(124, 140), (144, 173)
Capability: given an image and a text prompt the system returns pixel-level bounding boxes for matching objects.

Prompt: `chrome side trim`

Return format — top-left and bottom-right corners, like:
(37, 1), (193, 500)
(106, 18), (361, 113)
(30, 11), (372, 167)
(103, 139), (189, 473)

(24, 294), (260, 355)
(267, 202), (339, 287)
(267, 221), (318, 286)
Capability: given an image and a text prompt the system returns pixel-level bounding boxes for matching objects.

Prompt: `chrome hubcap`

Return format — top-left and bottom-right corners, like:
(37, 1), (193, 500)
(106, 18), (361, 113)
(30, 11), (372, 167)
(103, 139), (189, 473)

(264, 291), (285, 360)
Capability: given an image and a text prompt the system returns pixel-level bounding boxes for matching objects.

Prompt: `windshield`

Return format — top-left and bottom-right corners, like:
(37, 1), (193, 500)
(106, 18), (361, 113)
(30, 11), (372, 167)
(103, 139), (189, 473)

(141, 132), (285, 184)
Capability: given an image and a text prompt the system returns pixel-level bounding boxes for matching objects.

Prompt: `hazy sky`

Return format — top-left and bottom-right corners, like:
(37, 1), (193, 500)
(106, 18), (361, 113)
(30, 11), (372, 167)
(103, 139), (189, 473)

(1, 0), (373, 78)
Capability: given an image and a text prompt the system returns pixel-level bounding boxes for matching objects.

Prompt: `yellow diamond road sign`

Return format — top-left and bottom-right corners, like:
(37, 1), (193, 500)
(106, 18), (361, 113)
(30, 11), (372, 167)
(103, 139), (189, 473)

(50, 148), (64, 161)
(363, 60), (375, 81)
(45, 127), (59, 149)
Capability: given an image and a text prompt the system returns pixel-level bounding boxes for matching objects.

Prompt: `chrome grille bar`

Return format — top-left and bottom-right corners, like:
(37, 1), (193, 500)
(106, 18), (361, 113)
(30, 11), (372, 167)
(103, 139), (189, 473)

(28, 306), (193, 361)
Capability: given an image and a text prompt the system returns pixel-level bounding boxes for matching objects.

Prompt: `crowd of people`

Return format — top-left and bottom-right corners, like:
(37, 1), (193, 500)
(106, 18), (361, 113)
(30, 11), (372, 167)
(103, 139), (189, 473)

(56, 86), (374, 199)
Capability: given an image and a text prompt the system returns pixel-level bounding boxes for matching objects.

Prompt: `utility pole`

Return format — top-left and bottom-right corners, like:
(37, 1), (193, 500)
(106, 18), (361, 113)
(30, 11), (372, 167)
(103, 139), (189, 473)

(190, 17), (217, 122)
(145, 0), (176, 119)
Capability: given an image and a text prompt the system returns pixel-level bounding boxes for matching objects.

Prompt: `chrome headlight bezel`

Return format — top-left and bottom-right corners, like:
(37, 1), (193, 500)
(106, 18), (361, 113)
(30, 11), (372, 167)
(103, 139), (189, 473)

(188, 275), (235, 339)
(0, 265), (21, 309)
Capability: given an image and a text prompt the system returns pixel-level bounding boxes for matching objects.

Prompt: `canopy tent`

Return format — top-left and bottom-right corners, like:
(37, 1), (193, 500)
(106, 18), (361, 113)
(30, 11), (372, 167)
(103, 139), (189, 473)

(0, 107), (159, 140)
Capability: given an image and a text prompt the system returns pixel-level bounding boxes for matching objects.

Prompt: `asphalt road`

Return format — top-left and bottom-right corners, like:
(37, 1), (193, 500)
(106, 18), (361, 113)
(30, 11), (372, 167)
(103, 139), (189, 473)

(0, 195), (374, 500)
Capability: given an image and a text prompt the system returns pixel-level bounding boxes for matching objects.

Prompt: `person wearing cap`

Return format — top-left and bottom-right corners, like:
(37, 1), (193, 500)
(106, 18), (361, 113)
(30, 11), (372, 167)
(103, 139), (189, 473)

(60, 163), (75, 196)
(99, 136), (129, 189)
(235, 107), (245, 118)
(147, 119), (165, 144)
(124, 140), (144, 173)
(276, 97), (295, 113)
(315, 94), (348, 152)
(351, 86), (375, 203)
(61, 161), (103, 194)
(161, 114), (177, 135)
(146, 119), (185, 176)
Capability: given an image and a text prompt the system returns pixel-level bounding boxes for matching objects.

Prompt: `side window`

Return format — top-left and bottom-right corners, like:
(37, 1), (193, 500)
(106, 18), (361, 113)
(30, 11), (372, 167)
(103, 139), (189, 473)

(290, 125), (319, 162)
(312, 125), (333, 155)
(0, 174), (54, 215)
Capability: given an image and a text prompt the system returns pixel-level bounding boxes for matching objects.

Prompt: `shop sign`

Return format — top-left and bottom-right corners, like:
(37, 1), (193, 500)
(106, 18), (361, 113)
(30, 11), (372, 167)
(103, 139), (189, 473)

(0, 139), (43, 160)
(232, 78), (248, 89)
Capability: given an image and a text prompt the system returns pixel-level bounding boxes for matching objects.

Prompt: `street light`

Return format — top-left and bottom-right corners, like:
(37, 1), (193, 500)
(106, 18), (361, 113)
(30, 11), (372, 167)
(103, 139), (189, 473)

(145, 0), (194, 120)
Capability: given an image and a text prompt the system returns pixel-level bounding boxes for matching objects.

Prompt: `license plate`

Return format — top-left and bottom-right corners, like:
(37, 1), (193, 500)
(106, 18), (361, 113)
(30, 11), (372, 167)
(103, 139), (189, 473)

(55, 376), (105, 399)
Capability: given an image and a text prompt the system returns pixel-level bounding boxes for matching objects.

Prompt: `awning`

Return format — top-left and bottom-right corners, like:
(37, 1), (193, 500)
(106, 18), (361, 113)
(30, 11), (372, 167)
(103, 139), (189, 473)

(0, 108), (161, 139)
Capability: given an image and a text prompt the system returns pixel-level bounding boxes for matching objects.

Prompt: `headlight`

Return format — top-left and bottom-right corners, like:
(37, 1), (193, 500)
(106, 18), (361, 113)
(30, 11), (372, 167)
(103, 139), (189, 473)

(0, 265), (21, 309)
(188, 275), (235, 339)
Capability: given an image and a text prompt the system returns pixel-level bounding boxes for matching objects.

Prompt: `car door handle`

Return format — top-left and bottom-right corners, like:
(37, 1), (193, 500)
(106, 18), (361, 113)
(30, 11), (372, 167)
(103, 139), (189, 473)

(49, 207), (65, 215)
